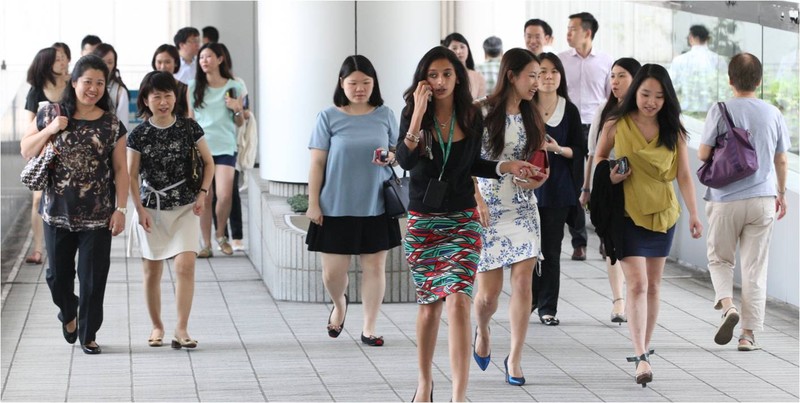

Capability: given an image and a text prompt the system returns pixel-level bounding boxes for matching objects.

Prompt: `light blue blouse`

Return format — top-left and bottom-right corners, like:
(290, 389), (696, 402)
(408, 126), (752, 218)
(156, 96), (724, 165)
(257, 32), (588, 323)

(308, 105), (399, 217)
(188, 79), (244, 156)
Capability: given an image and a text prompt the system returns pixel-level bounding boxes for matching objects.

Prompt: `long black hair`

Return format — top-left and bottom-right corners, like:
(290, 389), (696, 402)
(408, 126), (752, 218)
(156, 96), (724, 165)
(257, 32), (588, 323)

(596, 58), (641, 142)
(442, 32), (476, 70)
(483, 48), (545, 160)
(91, 43), (129, 97)
(26, 47), (57, 88)
(610, 63), (686, 151)
(402, 46), (479, 139)
(534, 52), (570, 103)
(61, 55), (111, 118)
(333, 55), (384, 107)
(193, 42), (234, 109)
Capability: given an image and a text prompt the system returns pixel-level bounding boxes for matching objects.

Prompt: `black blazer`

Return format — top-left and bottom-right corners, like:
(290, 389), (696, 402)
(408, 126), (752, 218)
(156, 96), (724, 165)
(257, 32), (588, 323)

(589, 160), (625, 264)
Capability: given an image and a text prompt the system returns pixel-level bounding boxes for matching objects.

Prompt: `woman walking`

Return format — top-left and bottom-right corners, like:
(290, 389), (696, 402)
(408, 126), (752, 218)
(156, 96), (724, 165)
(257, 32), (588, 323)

(20, 55), (129, 354)
(472, 48), (547, 386)
(91, 43), (129, 127)
(188, 42), (245, 257)
(127, 71), (215, 349)
(531, 53), (586, 326)
(396, 46), (535, 402)
(580, 57), (641, 324)
(22, 47), (69, 265)
(305, 55), (400, 346)
(593, 64), (703, 386)
(443, 33), (487, 100)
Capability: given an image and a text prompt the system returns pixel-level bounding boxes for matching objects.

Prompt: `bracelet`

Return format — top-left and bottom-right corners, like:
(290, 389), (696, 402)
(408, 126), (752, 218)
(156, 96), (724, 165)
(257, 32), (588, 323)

(581, 188), (590, 193)
(554, 146), (563, 155)
(778, 189), (786, 195)
(199, 188), (208, 194)
(234, 111), (242, 117)
(405, 132), (420, 143)
(495, 160), (506, 176)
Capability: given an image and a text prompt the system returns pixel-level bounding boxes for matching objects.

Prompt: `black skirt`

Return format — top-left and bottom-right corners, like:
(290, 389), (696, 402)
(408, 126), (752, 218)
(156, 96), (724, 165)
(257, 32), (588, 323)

(306, 214), (402, 255)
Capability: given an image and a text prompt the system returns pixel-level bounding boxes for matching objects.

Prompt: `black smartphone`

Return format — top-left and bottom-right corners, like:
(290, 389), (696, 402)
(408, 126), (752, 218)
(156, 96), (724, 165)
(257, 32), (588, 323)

(226, 88), (237, 99)
(243, 95), (250, 110)
(610, 156), (629, 174)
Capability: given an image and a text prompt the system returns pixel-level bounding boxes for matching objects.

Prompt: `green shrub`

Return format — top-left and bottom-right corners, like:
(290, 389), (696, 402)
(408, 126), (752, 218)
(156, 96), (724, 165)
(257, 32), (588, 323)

(287, 194), (309, 213)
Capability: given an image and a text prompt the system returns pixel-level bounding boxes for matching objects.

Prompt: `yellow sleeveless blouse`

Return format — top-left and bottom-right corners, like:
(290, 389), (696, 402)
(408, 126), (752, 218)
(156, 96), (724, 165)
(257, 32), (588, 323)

(614, 115), (680, 233)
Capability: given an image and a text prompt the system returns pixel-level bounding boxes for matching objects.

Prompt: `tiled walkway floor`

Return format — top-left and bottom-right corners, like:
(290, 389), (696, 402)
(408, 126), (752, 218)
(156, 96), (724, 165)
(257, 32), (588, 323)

(1, 199), (798, 402)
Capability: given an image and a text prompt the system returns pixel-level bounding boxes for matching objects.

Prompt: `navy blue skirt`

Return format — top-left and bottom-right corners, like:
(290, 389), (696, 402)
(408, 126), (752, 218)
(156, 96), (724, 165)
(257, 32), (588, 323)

(621, 217), (675, 258)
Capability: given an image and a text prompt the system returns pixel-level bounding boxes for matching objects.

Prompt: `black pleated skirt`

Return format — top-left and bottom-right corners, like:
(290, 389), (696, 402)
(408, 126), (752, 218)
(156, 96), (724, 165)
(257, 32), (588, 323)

(306, 214), (402, 255)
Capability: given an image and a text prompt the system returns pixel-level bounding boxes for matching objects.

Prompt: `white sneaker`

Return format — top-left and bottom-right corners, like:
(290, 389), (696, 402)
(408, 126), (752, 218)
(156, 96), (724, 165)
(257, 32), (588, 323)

(231, 239), (245, 251)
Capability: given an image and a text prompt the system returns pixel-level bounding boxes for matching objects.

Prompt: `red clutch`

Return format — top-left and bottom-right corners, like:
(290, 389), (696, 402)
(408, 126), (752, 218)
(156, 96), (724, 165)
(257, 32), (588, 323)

(527, 149), (549, 181)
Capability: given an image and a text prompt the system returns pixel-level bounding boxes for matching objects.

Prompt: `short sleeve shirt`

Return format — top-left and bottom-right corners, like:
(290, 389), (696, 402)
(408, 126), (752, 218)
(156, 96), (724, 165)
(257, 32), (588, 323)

(188, 79), (244, 156)
(127, 116), (205, 209)
(308, 105), (399, 217)
(701, 98), (791, 202)
(25, 86), (56, 114)
(41, 111), (127, 231)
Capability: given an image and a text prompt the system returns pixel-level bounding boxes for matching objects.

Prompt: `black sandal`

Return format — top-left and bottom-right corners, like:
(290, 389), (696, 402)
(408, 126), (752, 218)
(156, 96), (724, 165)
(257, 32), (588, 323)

(626, 349), (655, 387)
(326, 294), (349, 338)
(360, 333), (384, 346)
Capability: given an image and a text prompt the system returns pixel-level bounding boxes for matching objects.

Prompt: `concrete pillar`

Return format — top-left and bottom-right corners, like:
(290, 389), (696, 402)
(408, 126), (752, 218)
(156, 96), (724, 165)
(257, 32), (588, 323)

(256, 0), (440, 184)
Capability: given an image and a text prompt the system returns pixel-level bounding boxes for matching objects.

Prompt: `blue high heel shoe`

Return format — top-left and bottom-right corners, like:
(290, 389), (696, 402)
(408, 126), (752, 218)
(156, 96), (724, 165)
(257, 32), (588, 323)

(504, 355), (525, 386)
(472, 327), (490, 371)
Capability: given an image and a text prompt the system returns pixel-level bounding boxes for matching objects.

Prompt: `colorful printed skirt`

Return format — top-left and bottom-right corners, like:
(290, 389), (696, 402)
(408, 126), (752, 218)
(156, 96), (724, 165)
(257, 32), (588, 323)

(404, 208), (483, 304)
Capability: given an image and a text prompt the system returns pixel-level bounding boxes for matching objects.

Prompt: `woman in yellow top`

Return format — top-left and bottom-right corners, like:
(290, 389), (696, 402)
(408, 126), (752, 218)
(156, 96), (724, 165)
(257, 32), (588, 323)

(595, 64), (703, 387)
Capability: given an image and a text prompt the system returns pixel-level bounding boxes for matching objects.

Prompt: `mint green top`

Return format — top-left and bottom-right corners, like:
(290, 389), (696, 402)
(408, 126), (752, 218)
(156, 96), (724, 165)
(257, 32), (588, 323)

(188, 79), (244, 156)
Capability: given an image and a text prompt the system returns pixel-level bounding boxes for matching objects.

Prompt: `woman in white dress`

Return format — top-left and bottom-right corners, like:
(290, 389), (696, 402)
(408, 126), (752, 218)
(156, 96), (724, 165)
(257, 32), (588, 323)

(473, 48), (548, 386)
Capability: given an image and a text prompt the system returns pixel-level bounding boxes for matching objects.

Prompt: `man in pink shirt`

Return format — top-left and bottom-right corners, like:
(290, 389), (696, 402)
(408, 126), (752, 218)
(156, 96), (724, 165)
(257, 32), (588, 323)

(558, 12), (613, 261)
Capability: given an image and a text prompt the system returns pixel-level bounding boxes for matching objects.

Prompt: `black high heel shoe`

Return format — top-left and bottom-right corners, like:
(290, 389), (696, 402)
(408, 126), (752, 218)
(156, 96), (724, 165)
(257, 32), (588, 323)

(410, 380), (433, 402)
(626, 349), (655, 387)
(327, 294), (349, 338)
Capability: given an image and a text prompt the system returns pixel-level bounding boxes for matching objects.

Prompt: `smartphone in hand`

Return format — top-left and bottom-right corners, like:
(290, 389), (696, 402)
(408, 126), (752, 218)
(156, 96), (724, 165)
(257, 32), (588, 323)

(226, 88), (237, 99)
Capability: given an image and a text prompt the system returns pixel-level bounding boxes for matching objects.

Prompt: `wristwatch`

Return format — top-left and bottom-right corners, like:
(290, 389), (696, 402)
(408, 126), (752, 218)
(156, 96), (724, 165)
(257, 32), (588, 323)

(116, 206), (127, 215)
(234, 110), (243, 118)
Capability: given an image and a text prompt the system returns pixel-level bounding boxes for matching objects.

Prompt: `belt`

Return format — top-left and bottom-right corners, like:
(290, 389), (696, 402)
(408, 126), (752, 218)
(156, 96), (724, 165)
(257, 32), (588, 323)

(142, 179), (187, 221)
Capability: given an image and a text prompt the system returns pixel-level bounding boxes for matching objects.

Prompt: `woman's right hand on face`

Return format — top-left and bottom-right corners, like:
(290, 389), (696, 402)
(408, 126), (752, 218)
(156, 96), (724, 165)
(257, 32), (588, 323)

(609, 164), (632, 184)
(306, 205), (323, 227)
(413, 81), (432, 114)
(47, 116), (68, 135)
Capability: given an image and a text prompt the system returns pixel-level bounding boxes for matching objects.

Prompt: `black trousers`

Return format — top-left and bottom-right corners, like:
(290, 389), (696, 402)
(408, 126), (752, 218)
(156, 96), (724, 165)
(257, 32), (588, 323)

(532, 206), (570, 317)
(211, 169), (243, 240)
(567, 124), (590, 248)
(44, 223), (111, 345)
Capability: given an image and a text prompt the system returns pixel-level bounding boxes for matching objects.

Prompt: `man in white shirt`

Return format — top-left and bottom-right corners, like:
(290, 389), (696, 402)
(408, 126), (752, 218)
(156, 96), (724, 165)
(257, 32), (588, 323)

(558, 12), (613, 261)
(173, 27), (201, 84)
(524, 19), (554, 57)
(669, 25), (728, 114)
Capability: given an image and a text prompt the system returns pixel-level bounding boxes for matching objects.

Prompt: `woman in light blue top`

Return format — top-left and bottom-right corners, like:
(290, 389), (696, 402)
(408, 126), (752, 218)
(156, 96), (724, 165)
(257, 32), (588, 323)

(306, 55), (400, 347)
(188, 42), (244, 257)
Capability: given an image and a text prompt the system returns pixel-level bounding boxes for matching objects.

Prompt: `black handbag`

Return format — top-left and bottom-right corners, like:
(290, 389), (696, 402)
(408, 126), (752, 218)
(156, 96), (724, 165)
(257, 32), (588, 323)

(383, 168), (410, 219)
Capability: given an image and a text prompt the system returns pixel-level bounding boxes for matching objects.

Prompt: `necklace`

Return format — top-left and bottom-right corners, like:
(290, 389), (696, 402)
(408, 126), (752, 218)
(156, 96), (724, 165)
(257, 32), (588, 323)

(541, 97), (558, 117)
(435, 115), (450, 129)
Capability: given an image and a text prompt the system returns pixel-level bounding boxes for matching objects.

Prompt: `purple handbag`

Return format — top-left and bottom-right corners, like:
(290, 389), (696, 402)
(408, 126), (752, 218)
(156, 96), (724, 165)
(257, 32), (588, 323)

(697, 102), (758, 188)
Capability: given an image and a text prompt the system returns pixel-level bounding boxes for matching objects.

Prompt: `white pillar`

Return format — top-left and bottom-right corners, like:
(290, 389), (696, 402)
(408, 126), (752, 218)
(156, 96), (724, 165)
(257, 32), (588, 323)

(256, 0), (440, 184)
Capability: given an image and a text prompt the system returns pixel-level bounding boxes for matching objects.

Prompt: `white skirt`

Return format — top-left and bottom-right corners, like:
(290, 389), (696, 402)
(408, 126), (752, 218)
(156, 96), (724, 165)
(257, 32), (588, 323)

(127, 204), (199, 260)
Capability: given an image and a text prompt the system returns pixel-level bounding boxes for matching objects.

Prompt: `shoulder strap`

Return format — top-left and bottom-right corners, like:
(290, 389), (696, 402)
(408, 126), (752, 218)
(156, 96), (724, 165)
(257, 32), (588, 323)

(716, 102), (736, 134)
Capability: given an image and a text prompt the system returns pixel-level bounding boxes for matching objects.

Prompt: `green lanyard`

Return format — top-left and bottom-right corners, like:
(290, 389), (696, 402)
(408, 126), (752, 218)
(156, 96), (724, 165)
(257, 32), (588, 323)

(433, 112), (455, 181)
